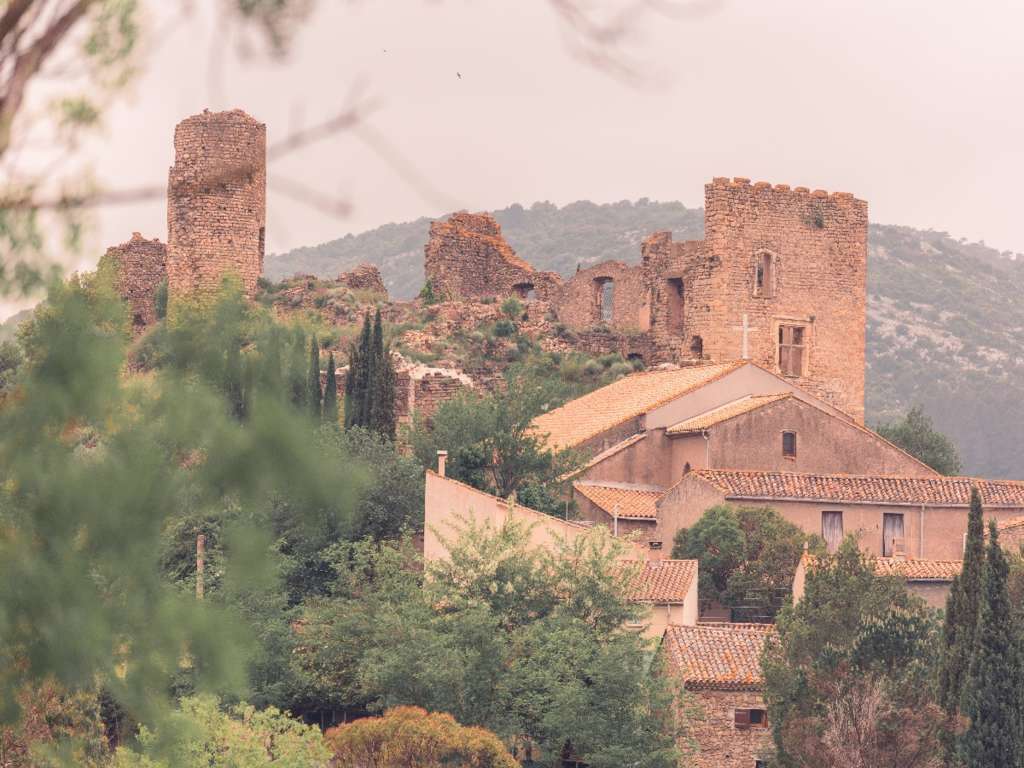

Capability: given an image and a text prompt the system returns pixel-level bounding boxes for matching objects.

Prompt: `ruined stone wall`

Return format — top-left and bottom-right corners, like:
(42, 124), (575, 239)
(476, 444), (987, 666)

(423, 212), (562, 301)
(337, 263), (387, 296)
(692, 177), (868, 421)
(332, 362), (470, 426)
(556, 261), (650, 332)
(167, 109), (266, 308)
(98, 232), (167, 330)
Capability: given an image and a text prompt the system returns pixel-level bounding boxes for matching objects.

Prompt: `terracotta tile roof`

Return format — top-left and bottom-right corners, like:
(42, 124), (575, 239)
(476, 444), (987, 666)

(573, 482), (664, 520)
(692, 469), (1024, 507)
(998, 516), (1024, 534)
(621, 559), (697, 603)
(666, 394), (792, 435)
(662, 623), (775, 691)
(873, 557), (962, 582)
(531, 362), (745, 450)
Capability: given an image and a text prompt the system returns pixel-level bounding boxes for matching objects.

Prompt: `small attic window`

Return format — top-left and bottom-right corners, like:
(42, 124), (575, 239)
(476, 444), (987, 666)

(782, 431), (797, 458)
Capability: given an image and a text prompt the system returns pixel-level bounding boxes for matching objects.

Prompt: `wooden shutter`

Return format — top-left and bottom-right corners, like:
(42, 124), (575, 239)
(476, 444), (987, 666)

(822, 511), (843, 552)
(883, 513), (905, 557)
(734, 709), (751, 729)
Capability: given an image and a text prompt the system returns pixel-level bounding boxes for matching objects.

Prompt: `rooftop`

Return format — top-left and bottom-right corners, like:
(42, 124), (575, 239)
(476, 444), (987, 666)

(573, 481), (664, 520)
(873, 557), (962, 582)
(622, 559), (697, 603)
(690, 469), (1024, 507)
(532, 362), (744, 450)
(662, 623), (775, 691)
(666, 393), (792, 435)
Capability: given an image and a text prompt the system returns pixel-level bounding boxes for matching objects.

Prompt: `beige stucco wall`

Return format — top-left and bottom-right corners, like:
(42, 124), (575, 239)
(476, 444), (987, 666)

(657, 475), (1024, 561)
(705, 397), (934, 477)
(424, 471), (616, 562)
(908, 581), (953, 609)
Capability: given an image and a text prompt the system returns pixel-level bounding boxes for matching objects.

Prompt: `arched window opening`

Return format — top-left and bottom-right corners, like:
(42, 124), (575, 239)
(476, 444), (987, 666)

(754, 252), (774, 298)
(512, 282), (536, 301)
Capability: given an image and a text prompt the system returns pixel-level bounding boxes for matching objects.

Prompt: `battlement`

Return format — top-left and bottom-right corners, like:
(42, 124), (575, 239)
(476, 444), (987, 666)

(708, 176), (864, 206)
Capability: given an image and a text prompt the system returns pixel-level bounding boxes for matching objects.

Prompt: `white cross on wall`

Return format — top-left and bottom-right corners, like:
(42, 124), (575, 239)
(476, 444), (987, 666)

(731, 313), (757, 359)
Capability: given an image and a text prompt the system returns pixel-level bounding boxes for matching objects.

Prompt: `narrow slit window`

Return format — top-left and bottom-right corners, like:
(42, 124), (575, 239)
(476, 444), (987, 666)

(754, 253), (774, 297)
(782, 431), (797, 458)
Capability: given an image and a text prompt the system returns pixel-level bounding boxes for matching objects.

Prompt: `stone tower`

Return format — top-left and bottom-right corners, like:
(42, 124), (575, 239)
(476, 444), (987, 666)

(687, 177), (868, 421)
(166, 109), (266, 306)
(97, 232), (167, 332)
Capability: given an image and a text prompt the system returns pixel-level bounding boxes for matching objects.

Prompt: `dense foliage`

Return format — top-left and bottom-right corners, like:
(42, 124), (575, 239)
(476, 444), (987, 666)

(296, 522), (682, 768)
(325, 706), (518, 768)
(763, 538), (947, 768)
(345, 310), (397, 439)
(671, 505), (818, 620)
(268, 201), (1023, 479)
(877, 404), (963, 475)
(408, 373), (582, 515)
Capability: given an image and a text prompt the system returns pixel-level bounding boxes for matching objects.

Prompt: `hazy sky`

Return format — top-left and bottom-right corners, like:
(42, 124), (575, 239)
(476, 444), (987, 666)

(4, 0), (1023, 320)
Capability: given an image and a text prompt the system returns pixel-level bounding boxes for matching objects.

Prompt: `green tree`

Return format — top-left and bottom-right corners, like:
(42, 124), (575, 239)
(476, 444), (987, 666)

(288, 328), (308, 409)
(762, 538), (946, 767)
(877, 404), (962, 475)
(368, 309), (396, 439)
(938, 486), (986, 759)
(672, 504), (815, 619)
(322, 351), (338, 425)
(409, 373), (581, 514)
(960, 522), (1020, 768)
(308, 334), (322, 419)
(112, 696), (330, 767)
(344, 314), (371, 429)
(153, 279), (168, 321)
(0, 339), (22, 396)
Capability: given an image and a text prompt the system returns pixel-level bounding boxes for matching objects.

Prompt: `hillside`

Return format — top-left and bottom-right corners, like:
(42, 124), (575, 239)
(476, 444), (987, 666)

(275, 200), (1024, 480)
(0, 308), (31, 343)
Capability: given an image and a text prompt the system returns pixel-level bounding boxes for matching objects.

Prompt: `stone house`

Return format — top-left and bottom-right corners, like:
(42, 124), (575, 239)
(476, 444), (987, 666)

(791, 550), (962, 609)
(660, 623), (775, 768)
(656, 469), (1024, 561)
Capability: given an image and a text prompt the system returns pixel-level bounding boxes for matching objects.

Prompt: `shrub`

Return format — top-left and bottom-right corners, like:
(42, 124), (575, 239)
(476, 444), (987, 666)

(500, 297), (523, 319)
(493, 319), (516, 338)
(153, 279), (168, 320)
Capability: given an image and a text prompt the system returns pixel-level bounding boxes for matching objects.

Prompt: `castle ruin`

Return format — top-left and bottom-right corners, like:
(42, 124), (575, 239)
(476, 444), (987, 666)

(97, 232), (167, 331)
(424, 177), (868, 421)
(166, 109), (266, 306)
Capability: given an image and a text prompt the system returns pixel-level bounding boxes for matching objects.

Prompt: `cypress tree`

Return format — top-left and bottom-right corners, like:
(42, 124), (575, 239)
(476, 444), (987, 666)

(939, 485), (986, 758)
(289, 331), (308, 409)
(345, 314), (372, 429)
(322, 351), (338, 425)
(368, 309), (396, 439)
(308, 334), (322, 419)
(960, 521), (1019, 767)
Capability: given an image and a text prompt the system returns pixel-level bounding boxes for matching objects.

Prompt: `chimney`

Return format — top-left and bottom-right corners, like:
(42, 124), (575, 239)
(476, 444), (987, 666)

(437, 450), (448, 477)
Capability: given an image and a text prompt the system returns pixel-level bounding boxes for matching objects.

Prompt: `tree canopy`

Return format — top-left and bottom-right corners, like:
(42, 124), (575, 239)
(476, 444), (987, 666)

(877, 404), (963, 475)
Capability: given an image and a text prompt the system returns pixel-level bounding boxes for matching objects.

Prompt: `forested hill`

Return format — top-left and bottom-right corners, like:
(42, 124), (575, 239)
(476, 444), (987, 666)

(266, 200), (1024, 480)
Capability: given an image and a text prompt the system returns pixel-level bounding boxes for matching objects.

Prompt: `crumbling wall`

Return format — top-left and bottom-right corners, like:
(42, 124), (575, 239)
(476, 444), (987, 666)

(330, 360), (471, 426)
(423, 212), (561, 301)
(98, 232), (167, 330)
(557, 261), (650, 332)
(167, 109), (266, 308)
(338, 263), (387, 296)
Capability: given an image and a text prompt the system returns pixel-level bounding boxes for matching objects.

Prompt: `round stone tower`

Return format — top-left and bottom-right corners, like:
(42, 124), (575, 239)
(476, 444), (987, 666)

(166, 109), (266, 307)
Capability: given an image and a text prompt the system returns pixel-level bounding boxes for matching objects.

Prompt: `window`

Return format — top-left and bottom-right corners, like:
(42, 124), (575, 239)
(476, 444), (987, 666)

(883, 513), (905, 557)
(735, 709), (768, 730)
(690, 335), (704, 358)
(782, 431), (797, 459)
(513, 282), (535, 301)
(754, 252), (774, 297)
(595, 278), (614, 323)
(822, 511), (843, 553)
(778, 325), (806, 377)
(648, 540), (663, 551)
(665, 277), (685, 331)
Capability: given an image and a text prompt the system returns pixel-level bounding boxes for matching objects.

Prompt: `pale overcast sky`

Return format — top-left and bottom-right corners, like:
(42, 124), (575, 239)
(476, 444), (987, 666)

(4, 0), (1023, 319)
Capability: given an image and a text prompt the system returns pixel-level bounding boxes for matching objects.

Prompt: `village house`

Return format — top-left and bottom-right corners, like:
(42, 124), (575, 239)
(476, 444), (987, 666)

(660, 623), (775, 768)
(656, 469), (1024, 561)
(423, 466), (699, 637)
(529, 362), (935, 545)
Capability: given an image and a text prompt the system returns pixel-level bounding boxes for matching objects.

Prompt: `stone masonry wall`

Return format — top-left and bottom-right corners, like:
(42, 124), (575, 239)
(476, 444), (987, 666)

(98, 232), (167, 330)
(424, 212), (562, 301)
(331, 362), (470, 426)
(685, 689), (772, 768)
(692, 177), (868, 421)
(337, 263), (387, 296)
(167, 109), (266, 308)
